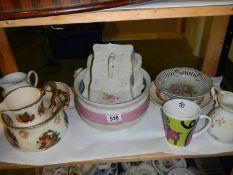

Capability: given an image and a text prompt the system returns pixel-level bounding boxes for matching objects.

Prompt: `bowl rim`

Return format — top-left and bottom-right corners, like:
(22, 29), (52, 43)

(154, 67), (213, 99)
(73, 68), (151, 108)
(2, 96), (64, 130)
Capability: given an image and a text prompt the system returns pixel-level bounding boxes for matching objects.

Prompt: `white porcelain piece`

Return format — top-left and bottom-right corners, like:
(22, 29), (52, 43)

(131, 53), (145, 98)
(42, 166), (71, 175)
(82, 54), (93, 98)
(2, 94), (68, 152)
(73, 68), (151, 130)
(89, 43), (134, 104)
(0, 70), (38, 97)
(0, 81), (57, 127)
(134, 164), (159, 175)
(121, 161), (144, 171)
(208, 87), (233, 143)
(154, 67), (212, 108)
(150, 158), (187, 175)
(168, 168), (195, 175)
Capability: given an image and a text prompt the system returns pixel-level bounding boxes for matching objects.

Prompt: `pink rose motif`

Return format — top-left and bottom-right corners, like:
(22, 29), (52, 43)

(103, 93), (119, 103)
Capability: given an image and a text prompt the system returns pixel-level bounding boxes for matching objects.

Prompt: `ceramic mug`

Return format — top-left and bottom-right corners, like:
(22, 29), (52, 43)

(162, 99), (211, 147)
(0, 70), (38, 96)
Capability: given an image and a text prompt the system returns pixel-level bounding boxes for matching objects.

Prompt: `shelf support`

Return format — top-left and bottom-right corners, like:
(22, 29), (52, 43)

(0, 28), (18, 75)
(202, 15), (230, 76)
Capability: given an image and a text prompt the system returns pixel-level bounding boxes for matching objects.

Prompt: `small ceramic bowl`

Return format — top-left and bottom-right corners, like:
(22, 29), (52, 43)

(154, 67), (212, 108)
(73, 68), (151, 130)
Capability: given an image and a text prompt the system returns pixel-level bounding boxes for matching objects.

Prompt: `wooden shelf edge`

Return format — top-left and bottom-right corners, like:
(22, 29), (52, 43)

(0, 5), (232, 28)
(1, 151), (233, 169)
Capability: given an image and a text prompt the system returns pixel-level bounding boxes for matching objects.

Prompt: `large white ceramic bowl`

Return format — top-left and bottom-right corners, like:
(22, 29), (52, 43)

(73, 68), (151, 130)
(154, 67), (213, 108)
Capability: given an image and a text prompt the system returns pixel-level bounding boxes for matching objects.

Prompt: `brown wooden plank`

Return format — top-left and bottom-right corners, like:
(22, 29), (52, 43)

(0, 5), (232, 28)
(0, 0), (151, 20)
(202, 15), (230, 76)
(0, 28), (18, 75)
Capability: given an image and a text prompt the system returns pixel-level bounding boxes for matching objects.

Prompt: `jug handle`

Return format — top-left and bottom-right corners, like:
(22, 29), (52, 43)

(27, 70), (38, 87)
(58, 88), (70, 109)
(211, 86), (220, 107)
(41, 81), (58, 110)
(74, 68), (83, 79)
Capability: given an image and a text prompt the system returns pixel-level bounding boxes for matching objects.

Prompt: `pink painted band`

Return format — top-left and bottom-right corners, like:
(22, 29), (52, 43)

(75, 97), (150, 125)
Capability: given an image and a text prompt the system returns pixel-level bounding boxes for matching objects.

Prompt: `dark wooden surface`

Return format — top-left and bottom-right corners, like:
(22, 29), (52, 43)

(0, 0), (151, 20)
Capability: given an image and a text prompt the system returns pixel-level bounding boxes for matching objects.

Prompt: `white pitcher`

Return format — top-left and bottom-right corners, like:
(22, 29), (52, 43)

(207, 87), (233, 143)
(0, 70), (38, 97)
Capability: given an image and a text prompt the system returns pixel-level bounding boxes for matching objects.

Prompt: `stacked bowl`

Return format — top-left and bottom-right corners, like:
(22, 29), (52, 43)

(73, 68), (151, 130)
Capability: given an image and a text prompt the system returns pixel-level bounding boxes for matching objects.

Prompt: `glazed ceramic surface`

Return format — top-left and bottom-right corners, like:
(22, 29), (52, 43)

(0, 82), (57, 127)
(168, 168), (195, 175)
(82, 44), (145, 104)
(208, 87), (233, 143)
(2, 95), (68, 152)
(73, 68), (151, 130)
(150, 158), (187, 175)
(154, 67), (212, 108)
(162, 99), (211, 147)
(89, 44), (135, 104)
(52, 82), (71, 109)
(93, 163), (118, 175)
(134, 164), (159, 175)
(0, 70), (38, 97)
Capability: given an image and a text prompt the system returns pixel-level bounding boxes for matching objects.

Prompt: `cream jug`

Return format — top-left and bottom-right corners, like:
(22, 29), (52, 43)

(0, 71), (38, 97)
(207, 87), (233, 143)
(0, 81), (57, 127)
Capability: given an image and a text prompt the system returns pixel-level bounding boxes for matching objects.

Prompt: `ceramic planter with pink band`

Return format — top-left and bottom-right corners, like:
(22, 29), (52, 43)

(73, 68), (151, 130)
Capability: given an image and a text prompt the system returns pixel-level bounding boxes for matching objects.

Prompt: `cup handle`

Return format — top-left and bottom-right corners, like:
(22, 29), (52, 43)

(27, 70), (38, 87)
(193, 114), (211, 138)
(41, 81), (57, 110)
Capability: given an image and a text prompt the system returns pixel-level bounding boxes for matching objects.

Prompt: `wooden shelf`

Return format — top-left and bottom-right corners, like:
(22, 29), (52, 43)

(0, 5), (232, 28)
(1, 151), (233, 169)
(0, 0), (233, 170)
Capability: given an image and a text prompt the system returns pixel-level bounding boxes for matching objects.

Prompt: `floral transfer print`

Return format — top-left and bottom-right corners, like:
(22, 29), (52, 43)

(18, 131), (29, 139)
(38, 102), (45, 116)
(213, 117), (226, 127)
(5, 128), (19, 148)
(37, 130), (61, 150)
(167, 83), (198, 97)
(16, 112), (35, 123)
(102, 93), (119, 103)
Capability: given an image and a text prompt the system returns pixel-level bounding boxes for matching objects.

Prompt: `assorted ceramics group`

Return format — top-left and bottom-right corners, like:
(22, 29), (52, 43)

(42, 158), (200, 175)
(0, 43), (233, 169)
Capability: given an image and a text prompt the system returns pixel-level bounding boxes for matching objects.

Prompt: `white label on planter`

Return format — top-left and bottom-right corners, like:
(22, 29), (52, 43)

(106, 113), (122, 123)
